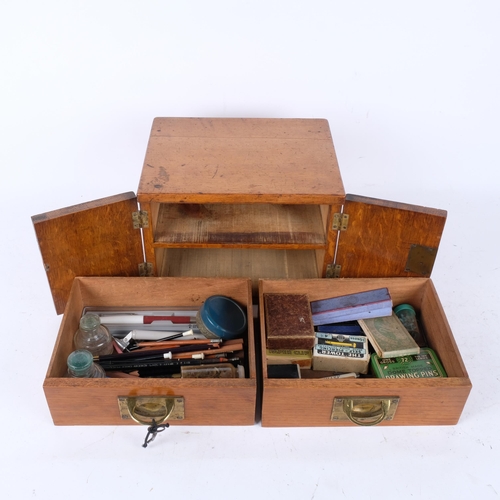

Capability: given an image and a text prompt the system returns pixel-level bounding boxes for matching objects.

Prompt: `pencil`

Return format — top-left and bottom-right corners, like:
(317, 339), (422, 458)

(93, 343), (218, 362)
(98, 356), (238, 372)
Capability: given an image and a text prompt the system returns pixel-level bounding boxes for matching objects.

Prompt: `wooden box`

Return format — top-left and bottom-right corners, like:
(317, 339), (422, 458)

(32, 117), (471, 427)
(259, 278), (471, 427)
(43, 276), (256, 426)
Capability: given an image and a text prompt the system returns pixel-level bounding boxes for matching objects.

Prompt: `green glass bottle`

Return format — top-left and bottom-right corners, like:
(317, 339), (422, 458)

(67, 349), (106, 378)
(393, 304), (427, 347)
(74, 313), (113, 356)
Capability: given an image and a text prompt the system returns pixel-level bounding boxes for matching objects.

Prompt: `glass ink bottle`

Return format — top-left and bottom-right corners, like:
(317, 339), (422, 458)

(74, 313), (114, 356)
(67, 349), (106, 378)
(394, 304), (427, 347)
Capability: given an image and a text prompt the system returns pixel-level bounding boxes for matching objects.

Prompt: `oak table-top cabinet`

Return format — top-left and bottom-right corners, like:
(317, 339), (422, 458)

(32, 117), (471, 428)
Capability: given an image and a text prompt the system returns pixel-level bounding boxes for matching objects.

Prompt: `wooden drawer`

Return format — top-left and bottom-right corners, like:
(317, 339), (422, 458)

(258, 278), (471, 427)
(43, 277), (257, 426)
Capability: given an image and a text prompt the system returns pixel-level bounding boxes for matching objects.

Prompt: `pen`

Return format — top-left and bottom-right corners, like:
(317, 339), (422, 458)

(94, 343), (218, 363)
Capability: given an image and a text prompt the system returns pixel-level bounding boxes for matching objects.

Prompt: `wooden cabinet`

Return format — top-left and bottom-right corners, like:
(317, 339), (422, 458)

(33, 118), (447, 314)
(32, 117), (470, 428)
(137, 118), (345, 288)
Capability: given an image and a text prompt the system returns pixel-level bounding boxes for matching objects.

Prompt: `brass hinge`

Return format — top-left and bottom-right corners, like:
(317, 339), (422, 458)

(132, 210), (149, 229)
(332, 213), (349, 231)
(139, 262), (154, 276)
(326, 264), (342, 278)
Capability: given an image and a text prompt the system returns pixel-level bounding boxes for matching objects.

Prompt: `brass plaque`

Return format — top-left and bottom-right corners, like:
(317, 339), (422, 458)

(405, 244), (438, 276)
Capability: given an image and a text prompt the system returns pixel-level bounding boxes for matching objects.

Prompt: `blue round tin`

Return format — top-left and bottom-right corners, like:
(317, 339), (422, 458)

(196, 295), (247, 340)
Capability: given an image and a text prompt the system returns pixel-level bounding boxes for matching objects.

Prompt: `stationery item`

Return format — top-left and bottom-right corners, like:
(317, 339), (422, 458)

(393, 304), (427, 347)
(98, 355), (236, 372)
(135, 338), (222, 349)
(181, 363), (238, 378)
(112, 338), (124, 353)
(122, 329), (194, 342)
(93, 343), (219, 363)
(105, 371), (139, 378)
(310, 288), (393, 325)
(86, 309), (202, 338)
(196, 295), (247, 340)
(316, 322), (364, 334)
(370, 348), (447, 379)
(264, 293), (315, 349)
(322, 372), (359, 379)
(312, 333), (370, 374)
(136, 357), (241, 377)
(299, 369), (337, 379)
(358, 312), (420, 358)
(266, 348), (313, 368)
(99, 314), (197, 324)
(267, 364), (301, 379)
(74, 313), (114, 356)
(67, 349), (106, 378)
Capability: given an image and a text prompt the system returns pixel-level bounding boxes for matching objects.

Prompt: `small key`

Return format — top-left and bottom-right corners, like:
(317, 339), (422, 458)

(142, 419), (169, 448)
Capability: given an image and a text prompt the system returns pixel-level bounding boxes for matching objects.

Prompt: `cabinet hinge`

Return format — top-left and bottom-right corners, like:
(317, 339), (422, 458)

(139, 262), (154, 277)
(326, 264), (342, 278)
(332, 213), (349, 231)
(132, 210), (149, 229)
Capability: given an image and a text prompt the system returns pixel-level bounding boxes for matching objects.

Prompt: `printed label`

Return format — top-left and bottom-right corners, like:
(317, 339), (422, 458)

(314, 334), (368, 359)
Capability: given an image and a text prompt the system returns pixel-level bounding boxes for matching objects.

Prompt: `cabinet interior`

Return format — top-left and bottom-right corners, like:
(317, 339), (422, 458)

(146, 202), (332, 284)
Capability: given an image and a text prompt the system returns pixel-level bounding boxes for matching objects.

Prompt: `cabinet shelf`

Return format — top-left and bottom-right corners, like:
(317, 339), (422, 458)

(158, 248), (321, 288)
(153, 203), (327, 248)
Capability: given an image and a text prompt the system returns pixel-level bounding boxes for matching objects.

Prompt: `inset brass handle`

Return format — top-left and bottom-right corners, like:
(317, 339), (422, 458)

(331, 397), (399, 426)
(118, 396), (185, 425)
(343, 398), (387, 426)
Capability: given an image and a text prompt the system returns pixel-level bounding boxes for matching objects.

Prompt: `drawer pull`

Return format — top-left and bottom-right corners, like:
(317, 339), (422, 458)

(331, 397), (399, 426)
(118, 396), (185, 425)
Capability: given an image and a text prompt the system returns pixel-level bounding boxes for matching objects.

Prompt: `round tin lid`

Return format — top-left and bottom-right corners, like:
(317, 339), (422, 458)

(198, 295), (247, 340)
(393, 303), (416, 315)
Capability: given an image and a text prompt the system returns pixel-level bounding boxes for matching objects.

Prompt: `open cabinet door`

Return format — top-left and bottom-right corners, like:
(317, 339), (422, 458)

(334, 194), (447, 278)
(32, 192), (144, 314)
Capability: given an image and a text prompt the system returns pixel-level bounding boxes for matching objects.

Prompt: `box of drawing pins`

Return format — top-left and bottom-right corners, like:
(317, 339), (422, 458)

(310, 288), (392, 325)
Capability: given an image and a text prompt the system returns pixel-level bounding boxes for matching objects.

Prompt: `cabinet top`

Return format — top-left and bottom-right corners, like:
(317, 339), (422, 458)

(137, 118), (345, 204)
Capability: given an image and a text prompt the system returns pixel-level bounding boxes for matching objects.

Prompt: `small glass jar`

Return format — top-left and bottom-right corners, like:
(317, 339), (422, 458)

(74, 313), (113, 356)
(394, 304), (427, 346)
(67, 349), (106, 378)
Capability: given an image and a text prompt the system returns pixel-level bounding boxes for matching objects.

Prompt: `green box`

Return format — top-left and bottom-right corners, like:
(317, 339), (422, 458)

(370, 348), (447, 379)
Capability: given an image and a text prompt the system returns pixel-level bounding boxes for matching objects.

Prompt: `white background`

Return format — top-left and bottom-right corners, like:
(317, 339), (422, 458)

(1, 1), (499, 498)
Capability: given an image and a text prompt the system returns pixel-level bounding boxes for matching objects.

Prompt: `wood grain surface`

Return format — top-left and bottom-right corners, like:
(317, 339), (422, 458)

(137, 118), (345, 204)
(259, 277), (471, 427)
(32, 193), (144, 314)
(44, 277), (257, 426)
(336, 194), (447, 278)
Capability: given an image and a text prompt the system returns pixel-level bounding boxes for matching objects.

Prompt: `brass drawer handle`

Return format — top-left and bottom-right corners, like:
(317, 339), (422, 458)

(331, 397), (399, 426)
(118, 396), (185, 425)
